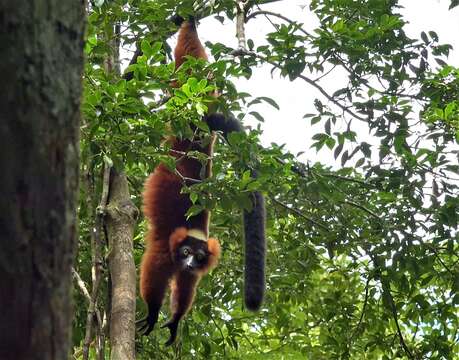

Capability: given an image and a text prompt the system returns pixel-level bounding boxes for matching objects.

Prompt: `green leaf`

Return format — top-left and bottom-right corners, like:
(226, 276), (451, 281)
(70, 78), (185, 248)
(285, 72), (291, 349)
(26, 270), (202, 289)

(334, 143), (343, 160)
(190, 192), (198, 204)
(258, 96), (280, 110)
(332, 88), (348, 98)
(151, 41), (162, 54)
(141, 40), (152, 58)
(186, 205), (204, 218)
(195, 102), (207, 116)
(355, 157), (365, 168)
(249, 111), (265, 122)
(421, 31), (429, 44)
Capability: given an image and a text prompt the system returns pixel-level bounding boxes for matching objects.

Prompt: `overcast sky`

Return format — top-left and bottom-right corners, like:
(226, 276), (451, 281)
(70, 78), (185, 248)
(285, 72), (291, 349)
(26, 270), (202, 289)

(189, 0), (459, 165)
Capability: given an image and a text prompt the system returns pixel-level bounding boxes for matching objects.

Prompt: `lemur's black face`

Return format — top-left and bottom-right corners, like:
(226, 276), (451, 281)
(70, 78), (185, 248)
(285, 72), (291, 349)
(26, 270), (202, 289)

(174, 237), (211, 273)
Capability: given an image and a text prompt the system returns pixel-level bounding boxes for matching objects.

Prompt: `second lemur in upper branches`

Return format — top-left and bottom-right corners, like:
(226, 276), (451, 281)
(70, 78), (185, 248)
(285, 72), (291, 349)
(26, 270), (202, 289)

(137, 16), (266, 345)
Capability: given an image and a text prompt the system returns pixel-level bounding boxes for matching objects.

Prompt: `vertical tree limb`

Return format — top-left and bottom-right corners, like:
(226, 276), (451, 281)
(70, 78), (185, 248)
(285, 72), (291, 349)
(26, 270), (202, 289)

(82, 161), (111, 360)
(105, 169), (138, 360)
(236, 0), (249, 50)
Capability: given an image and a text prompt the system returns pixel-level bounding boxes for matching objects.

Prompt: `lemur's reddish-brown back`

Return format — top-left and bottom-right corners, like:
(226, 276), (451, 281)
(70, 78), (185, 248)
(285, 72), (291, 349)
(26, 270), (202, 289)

(174, 20), (208, 69)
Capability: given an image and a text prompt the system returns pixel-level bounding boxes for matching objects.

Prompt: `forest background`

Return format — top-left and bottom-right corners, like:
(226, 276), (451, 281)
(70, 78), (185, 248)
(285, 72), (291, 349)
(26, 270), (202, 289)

(1, 0), (458, 359)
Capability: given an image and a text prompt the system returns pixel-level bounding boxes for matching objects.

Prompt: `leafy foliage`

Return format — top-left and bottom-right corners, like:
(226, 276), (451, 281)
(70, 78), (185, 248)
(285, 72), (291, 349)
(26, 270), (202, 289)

(75, 0), (459, 359)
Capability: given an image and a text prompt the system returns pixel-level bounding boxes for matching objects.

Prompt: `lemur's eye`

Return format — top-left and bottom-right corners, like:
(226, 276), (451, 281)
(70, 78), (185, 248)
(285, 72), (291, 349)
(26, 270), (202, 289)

(195, 252), (205, 262)
(181, 248), (190, 257)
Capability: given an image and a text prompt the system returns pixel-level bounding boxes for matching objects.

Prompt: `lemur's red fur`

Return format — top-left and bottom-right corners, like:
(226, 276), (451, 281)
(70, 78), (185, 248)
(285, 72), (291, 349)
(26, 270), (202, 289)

(139, 18), (267, 345)
(174, 20), (208, 69)
(138, 19), (220, 345)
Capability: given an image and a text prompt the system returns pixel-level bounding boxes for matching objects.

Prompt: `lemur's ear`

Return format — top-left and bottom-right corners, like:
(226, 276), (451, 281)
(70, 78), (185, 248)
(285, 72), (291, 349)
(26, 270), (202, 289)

(207, 238), (221, 269)
(170, 14), (195, 27)
(169, 227), (188, 252)
(170, 14), (185, 27)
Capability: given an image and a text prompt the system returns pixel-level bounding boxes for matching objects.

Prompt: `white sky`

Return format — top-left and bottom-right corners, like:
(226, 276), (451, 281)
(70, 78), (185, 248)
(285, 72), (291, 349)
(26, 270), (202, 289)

(191, 0), (459, 165)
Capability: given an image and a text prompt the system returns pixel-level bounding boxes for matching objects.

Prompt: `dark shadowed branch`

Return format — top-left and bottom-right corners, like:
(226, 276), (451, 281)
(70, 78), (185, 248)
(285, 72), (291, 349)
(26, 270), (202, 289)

(270, 196), (329, 231)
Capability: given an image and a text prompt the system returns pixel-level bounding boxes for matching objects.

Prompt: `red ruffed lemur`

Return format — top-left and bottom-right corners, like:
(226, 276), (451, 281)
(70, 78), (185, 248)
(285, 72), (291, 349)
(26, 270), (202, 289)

(137, 16), (266, 346)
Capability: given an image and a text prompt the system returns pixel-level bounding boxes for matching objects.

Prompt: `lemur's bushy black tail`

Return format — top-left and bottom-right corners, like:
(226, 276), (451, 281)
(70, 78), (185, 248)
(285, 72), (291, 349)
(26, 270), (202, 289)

(205, 113), (245, 134)
(242, 190), (266, 311)
(205, 113), (266, 311)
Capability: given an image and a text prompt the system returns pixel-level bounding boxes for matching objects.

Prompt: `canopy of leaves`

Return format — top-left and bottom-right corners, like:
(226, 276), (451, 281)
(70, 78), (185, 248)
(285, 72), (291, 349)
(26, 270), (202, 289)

(75, 0), (458, 359)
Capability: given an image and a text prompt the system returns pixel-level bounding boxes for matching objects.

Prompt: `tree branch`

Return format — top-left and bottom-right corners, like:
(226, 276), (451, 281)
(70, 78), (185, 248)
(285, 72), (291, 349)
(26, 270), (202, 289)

(351, 276), (371, 341)
(246, 10), (311, 38)
(381, 279), (414, 359)
(82, 159), (111, 360)
(105, 169), (138, 360)
(370, 254), (416, 360)
(341, 200), (381, 220)
(174, 168), (203, 185)
(72, 268), (91, 303)
(247, 0), (284, 7)
(320, 172), (377, 188)
(230, 49), (368, 122)
(236, 0), (249, 50)
(270, 196), (329, 231)
(425, 243), (454, 276)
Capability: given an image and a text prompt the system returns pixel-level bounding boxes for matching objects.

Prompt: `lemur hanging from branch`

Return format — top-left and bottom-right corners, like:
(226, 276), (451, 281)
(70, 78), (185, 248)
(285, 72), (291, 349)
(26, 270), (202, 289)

(137, 16), (266, 346)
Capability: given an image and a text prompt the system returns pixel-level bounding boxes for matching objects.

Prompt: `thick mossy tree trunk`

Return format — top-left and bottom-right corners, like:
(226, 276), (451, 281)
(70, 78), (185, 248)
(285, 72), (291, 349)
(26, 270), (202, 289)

(105, 169), (138, 360)
(0, 1), (84, 359)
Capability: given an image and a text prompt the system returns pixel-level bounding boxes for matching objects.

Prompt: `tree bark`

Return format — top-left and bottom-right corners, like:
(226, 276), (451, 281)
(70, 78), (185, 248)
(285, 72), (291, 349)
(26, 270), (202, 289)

(105, 169), (138, 360)
(0, 0), (84, 359)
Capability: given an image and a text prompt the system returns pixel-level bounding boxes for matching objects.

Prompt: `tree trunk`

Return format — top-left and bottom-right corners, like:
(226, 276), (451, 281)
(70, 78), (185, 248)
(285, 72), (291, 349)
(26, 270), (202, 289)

(0, 0), (84, 359)
(105, 169), (138, 360)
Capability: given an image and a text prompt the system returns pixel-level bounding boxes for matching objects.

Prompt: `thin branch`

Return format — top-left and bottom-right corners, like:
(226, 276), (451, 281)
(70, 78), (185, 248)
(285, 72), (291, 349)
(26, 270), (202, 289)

(368, 254), (416, 360)
(320, 172), (377, 188)
(72, 268), (91, 302)
(241, 331), (259, 353)
(270, 197), (330, 231)
(273, 158), (382, 223)
(425, 243), (454, 276)
(313, 64), (338, 82)
(246, 10), (311, 38)
(334, 53), (422, 101)
(275, 157), (308, 178)
(276, 153), (373, 189)
(209, 314), (226, 356)
(381, 280), (414, 359)
(97, 158), (112, 217)
(254, 4), (280, 30)
(174, 169), (203, 184)
(149, 94), (171, 110)
(73, 267), (104, 350)
(231, 49), (368, 122)
(341, 200), (381, 220)
(82, 247), (103, 360)
(247, 0), (283, 6)
(281, 64), (367, 122)
(351, 276), (371, 341)
(82, 159), (111, 360)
